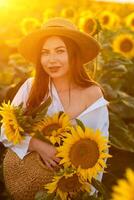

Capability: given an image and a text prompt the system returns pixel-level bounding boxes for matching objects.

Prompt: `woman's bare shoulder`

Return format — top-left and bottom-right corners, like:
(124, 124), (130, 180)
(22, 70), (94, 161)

(83, 85), (103, 103)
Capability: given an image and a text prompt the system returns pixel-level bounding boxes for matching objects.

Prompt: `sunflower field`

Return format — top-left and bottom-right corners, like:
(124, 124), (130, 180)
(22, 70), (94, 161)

(0, 0), (134, 200)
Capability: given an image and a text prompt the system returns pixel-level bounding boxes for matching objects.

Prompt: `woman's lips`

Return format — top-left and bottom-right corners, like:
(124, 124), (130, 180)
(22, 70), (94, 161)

(48, 66), (61, 72)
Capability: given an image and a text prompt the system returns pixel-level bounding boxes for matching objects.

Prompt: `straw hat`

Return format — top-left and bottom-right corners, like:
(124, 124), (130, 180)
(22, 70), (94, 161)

(18, 17), (100, 64)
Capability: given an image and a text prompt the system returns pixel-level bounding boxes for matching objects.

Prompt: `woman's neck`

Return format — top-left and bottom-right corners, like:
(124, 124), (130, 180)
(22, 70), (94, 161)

(51, 76), (76, 93)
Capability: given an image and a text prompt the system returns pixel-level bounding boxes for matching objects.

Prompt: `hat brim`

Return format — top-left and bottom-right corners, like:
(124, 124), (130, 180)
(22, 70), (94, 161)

(18, 27), (100, 64)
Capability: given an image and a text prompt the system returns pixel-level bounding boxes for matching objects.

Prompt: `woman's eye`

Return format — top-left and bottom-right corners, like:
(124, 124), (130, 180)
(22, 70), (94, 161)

(57, 49), (64, 54)
(41, 51), (49, 55)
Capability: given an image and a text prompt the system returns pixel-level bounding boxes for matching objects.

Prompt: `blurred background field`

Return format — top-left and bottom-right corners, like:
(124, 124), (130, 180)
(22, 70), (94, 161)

(0, 0), (134, 199)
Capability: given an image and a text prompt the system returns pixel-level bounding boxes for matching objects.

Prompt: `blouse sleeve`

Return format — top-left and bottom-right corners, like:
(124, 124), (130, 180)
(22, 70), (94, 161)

(0, 77), (33, 159)
(96, 105), (109, 139)
(91, 105), (109, 195)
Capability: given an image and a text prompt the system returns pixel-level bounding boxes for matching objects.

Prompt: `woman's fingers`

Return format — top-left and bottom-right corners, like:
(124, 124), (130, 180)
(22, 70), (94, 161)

(53, 156), (61, 163)
(48, 159), (58, 167)
(45, 160), (53, 171)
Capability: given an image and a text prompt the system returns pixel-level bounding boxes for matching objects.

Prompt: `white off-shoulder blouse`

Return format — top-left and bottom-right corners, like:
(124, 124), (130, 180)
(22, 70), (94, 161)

(0, 77), (110, 195)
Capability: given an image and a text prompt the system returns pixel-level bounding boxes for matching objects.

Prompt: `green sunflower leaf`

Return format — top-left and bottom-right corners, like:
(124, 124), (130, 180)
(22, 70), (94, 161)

(91, 178), (107, 199)
(29, 96), (52, 118)
(75, 119), (85, 131)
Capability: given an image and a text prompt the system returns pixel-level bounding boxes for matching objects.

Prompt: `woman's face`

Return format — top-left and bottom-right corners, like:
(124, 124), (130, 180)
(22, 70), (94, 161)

(40, 36), (70, 79)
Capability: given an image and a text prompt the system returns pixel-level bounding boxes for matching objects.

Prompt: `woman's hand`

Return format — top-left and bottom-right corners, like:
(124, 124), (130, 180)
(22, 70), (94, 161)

(28, 137), (60, 170)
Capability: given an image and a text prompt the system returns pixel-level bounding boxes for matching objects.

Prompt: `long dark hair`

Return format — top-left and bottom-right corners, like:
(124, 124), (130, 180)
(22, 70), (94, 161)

(26, 35), (102, 113)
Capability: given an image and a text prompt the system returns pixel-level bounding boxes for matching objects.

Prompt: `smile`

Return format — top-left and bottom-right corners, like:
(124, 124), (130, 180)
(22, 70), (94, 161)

(48, 66), (61, 72)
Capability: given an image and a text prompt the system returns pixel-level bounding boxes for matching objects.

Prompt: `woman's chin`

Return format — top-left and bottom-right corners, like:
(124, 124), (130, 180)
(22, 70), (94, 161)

(49, 72), (68, 79)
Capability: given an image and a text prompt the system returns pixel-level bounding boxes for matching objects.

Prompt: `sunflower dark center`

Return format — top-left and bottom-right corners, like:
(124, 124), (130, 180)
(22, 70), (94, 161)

(66, 9), (74, 18)
(120, 39), (133, 52)
(10, 124), (16, 132)
(102, 16), (109, 24)
(42, 123), (60, 136)
(84, 19), (95, 33)
(69, 138), (99, 169)
(131, 19), (134, 26)
(57, 174), (82, 192)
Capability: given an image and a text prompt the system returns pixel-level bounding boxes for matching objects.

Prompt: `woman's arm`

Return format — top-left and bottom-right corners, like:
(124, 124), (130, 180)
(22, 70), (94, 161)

(0, 78), (60, 169)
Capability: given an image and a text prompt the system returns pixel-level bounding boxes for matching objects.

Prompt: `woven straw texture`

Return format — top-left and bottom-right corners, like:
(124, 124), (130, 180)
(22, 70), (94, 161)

(3, 149), (54, 200)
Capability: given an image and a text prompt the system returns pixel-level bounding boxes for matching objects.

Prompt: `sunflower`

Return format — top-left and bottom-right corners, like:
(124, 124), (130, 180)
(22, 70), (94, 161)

(0, 101), (24, 144)
(45, 169), (90, 200)
(43, 8), (56, 23)
(33, 112), (71, 145)
(60, 7), (76, 22)
(57, 126), (111, 182)
(112, 34), (134, 59)
(111, 169), (134, 200)
(99, 11), (120, 29)
(20, 17), (41, 35)
(78, 16), (100, 36)
(5, 38), (21, 48)
(125, 12), (134, 31)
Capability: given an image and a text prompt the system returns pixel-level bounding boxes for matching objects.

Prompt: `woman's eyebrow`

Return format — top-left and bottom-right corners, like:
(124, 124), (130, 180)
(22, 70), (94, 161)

(55, 46), (66, 50)
(42, 46), (66, 51)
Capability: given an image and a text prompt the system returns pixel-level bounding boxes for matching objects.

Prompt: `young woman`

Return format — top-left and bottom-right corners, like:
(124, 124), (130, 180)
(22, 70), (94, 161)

(0, 17), (109, 199)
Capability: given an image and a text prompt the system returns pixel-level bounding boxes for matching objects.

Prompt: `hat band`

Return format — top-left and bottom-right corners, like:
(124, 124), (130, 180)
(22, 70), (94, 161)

(47, 25), (64, 28)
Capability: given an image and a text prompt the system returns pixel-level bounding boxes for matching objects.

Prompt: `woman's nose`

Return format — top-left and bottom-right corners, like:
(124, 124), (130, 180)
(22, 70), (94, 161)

(48, 53), (57, 63)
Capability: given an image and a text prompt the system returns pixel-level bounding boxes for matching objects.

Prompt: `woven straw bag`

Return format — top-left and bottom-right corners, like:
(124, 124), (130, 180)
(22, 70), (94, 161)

(3, 149), (54, 200)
